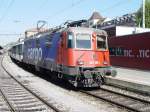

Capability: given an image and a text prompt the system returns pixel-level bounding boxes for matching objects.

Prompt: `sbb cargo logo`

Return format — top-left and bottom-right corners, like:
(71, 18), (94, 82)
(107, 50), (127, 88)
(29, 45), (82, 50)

(110, 47), (150, 58)
(27, 48), (42, 63)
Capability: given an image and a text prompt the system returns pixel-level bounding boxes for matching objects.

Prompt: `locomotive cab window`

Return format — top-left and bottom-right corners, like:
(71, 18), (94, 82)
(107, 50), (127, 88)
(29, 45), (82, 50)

(97, 35), (107, 50)
(76, 34), (91, 49)
(67, 33), (74, 48)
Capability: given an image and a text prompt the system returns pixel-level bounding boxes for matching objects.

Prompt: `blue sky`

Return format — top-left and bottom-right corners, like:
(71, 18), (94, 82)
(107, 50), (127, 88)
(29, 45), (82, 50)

(0, 0), (142, 46)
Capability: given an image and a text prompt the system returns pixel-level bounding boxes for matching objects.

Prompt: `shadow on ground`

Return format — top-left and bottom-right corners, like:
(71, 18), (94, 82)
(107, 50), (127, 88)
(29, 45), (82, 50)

(11, 58), (100, 91)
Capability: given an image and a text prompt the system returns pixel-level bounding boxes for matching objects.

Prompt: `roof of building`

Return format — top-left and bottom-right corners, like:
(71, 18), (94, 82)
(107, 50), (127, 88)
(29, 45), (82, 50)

(89, 11), (103, 20)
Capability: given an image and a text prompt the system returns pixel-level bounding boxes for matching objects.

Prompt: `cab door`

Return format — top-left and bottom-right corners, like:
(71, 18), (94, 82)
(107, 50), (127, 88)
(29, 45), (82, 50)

(58, 32), (67, 65)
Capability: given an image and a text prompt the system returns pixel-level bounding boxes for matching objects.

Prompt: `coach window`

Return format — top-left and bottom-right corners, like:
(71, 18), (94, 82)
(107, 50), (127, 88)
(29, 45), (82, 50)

(67, 33), (74, 48)
(97, 35), (107, 50)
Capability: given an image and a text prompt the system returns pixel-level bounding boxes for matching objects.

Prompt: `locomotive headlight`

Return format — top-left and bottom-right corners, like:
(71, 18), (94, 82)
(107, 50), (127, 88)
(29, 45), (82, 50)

(92, 33), (96, 38)
(103, 61), (108, 65)
(77, 60), (84, 65)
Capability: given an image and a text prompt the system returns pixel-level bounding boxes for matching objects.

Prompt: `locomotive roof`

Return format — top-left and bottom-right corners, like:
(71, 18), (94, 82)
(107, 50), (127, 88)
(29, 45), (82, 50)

(13, 41), (24, 46)
(67, 27), (107, 36)
(24, 27), (108, 41)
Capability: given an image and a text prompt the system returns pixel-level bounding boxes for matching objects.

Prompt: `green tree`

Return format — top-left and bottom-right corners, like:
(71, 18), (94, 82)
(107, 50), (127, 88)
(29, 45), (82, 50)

(136, 0), (150, 28)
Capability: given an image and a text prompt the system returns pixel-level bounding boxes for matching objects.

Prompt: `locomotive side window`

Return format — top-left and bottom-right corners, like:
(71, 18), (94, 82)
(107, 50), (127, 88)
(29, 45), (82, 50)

(97, 35), (107, 50)
(76, 34), (91, 49)
(67, 33), (74, 48)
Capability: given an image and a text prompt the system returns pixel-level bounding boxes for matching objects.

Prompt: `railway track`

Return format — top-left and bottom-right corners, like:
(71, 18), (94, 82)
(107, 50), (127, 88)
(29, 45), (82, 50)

(0, 89), (12, 112)
(3, 54), (150, 112)
(0, 56), (62, 112)
(80, 85), (150, 112)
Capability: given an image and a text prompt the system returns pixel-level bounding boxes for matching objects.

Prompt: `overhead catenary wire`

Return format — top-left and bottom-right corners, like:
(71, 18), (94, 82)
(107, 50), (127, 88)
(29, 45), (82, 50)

(38, 0), (49, 10)
(102, 0), (131, 12)
(0, 0), (15, 24)
(33, 0), (86, 28)
(0, 34), (23, 36)
(48, 0), (86, 19)
(45, 0), (132, 26)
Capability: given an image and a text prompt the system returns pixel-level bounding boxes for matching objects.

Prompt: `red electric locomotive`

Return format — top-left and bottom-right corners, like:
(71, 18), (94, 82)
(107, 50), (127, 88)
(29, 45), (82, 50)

(55, 22), (116, 87)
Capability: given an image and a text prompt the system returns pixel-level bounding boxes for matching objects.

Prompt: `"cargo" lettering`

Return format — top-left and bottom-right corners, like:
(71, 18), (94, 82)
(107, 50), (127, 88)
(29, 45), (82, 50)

(27, 48), (42, 62)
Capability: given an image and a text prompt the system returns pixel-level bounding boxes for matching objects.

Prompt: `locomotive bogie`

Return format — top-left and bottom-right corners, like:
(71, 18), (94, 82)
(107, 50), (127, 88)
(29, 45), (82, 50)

(58, 66), (116, 87)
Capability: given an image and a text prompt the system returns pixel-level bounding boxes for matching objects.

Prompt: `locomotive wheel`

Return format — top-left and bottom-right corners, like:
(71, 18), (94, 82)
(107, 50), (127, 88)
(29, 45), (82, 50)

(57, 73), (63, 79)
(96, 75), (104, 86)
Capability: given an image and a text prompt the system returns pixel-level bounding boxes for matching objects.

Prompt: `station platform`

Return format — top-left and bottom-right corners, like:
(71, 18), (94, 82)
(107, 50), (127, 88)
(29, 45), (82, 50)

(105, 67), (150, 94)
(115, 67), (150, 86)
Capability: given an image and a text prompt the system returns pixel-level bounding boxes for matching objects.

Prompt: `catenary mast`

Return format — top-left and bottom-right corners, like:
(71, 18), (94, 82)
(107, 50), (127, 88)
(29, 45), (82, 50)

(143, 0), (145, 28)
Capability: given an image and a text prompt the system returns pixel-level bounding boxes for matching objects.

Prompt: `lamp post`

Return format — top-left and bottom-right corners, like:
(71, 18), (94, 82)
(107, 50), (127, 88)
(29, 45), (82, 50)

(143, 0), (145, 28)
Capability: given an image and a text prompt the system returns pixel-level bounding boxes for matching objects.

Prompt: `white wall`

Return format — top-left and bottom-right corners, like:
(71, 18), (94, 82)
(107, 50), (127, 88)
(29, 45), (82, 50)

(116, 26), (150, 36)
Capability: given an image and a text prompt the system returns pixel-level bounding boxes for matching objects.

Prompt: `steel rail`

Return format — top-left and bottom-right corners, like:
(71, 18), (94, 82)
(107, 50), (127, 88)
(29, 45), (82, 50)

(1, 55), (62, 112)
(80, 86), (150, 112)
(0, 88), (15, 112)
(100, 86), (150, 104)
